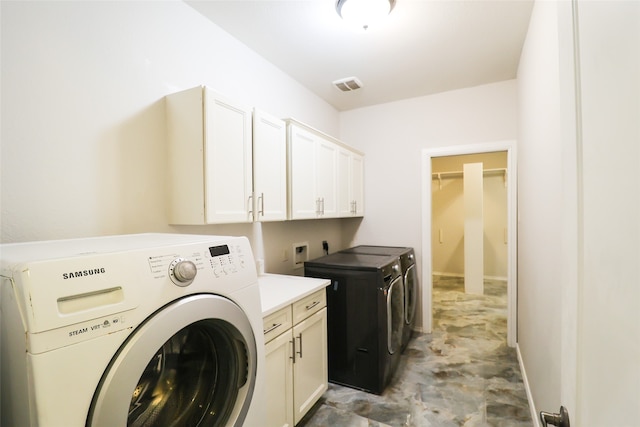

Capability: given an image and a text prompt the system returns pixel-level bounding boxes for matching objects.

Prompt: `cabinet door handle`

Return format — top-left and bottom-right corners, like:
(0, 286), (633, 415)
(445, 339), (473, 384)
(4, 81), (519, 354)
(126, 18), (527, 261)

(248, 194), (253, 216)
(315, 198), (321, 215)
(263, 322), (282, 334)
(305, 300), (320, 311)
(290, 339), (296, 363)
(258, 193), (264, 216)
(296, 333), (303, 358)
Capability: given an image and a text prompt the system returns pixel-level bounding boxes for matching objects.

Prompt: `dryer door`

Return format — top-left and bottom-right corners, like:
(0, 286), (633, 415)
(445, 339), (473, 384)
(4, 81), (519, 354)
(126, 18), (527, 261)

(87, 294), (256, 427)
(386, 275), (404, 354)
(404, 263), (418, 325)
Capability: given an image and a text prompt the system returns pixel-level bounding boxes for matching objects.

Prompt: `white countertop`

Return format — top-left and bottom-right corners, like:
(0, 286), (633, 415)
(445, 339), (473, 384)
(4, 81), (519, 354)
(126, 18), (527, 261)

(259, 273), (330, 317)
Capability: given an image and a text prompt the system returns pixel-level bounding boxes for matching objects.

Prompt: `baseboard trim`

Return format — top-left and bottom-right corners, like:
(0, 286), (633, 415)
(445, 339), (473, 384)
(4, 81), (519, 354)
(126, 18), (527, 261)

(432, 271), (464, 278)
(516, 343), (541, 427)
(432, 272), (508, 281)
(484, 275), (508, 281)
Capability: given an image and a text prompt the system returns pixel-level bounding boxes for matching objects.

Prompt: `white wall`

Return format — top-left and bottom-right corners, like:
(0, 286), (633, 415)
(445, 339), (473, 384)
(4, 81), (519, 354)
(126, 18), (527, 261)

(339, 80), (518, 329)
(516, 0), (564, 416)
(0, 1), (346, 274)
(517, 0), (640, 425)
(574, 1), (639, 424)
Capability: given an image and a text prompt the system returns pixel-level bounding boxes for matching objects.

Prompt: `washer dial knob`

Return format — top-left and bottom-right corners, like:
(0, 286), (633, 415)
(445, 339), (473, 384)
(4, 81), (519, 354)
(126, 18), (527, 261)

(169, 258), (197, 286)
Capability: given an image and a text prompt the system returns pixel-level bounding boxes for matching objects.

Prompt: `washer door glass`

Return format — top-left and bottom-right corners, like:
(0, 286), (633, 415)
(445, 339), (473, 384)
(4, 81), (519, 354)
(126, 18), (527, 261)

(386, 275), (404, 354)
(404, 264), (418, 325)
(87, 294), (256, 427)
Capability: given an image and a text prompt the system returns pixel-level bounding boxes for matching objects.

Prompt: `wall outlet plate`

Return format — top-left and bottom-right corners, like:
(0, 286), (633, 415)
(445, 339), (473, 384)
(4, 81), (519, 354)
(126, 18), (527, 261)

(292, 241), (309, 269)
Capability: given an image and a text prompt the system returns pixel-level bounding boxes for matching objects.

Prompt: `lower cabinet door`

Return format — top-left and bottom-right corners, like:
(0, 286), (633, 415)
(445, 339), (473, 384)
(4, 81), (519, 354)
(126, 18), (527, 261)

(265, 330), (294, 427)
(292, 308), (328, 425)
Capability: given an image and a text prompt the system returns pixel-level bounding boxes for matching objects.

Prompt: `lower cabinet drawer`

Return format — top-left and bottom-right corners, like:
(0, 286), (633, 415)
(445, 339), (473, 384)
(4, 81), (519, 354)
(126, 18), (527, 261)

(292, 289), (326, 324)
(263, 306), (293, 344)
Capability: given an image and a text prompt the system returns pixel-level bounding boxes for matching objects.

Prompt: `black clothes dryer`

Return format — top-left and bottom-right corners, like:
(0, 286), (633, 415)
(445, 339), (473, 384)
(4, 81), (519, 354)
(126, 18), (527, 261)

(304, 253), (404, 395)
(340, 246), (418, 352)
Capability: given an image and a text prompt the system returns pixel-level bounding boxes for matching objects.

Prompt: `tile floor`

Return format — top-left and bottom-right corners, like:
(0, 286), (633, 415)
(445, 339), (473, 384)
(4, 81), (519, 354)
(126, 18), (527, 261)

(298, 275), (532, 427)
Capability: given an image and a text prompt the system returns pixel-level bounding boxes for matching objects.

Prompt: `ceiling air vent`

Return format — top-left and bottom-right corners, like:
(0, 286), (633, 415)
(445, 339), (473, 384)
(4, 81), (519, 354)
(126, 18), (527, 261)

(333, 76), (363, 92)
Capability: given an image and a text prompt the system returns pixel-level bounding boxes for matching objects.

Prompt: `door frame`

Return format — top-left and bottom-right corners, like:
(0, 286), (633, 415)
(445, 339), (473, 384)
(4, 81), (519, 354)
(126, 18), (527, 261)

(421, 140), (518, 347)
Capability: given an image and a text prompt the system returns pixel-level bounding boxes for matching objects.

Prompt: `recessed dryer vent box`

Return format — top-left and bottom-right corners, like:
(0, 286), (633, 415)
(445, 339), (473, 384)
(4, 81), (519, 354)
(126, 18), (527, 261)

(292, 242), (309, 269)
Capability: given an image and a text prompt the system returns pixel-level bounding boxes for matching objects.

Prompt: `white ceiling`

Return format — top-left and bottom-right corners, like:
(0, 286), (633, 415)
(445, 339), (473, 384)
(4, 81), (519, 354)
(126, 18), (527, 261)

(186, 0), (534, 111)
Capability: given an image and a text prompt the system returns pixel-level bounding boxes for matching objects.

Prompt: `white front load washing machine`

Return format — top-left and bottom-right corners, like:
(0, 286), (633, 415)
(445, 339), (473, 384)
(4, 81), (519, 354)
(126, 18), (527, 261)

(0, 233), (265, 427)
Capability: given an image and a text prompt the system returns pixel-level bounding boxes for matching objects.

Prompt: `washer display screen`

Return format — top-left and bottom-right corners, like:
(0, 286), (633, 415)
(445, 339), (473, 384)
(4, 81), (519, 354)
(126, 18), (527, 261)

(209, 245), (230, 257)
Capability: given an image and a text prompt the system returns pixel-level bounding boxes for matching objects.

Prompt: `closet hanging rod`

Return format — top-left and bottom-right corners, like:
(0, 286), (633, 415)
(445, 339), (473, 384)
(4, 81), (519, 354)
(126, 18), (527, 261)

(431, 167), (506, 179)
(432, 168), (507, 189)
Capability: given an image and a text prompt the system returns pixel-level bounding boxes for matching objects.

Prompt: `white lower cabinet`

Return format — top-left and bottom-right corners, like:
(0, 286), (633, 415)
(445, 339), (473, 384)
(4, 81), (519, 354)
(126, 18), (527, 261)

(264, 290), (328, 426)
(292, 309), (327, 424)
(265, 329), (294, 427)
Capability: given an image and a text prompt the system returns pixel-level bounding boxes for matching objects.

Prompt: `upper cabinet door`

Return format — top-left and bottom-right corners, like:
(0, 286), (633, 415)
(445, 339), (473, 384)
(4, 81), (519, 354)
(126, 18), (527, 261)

(350, 152), (364, 216)
(253, 109), (287, 222)
(315, 138), (338, 218)
(288, 124), (319, 220)
(204, 89), (253, 224)
(337, 147), (352, 217)
(337, 147), (364, 217)
(166, 86), (253, 225)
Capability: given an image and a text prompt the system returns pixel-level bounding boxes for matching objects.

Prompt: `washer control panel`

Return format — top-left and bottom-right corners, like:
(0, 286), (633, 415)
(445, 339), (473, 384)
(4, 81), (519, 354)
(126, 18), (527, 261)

(148, 243), (248, 283)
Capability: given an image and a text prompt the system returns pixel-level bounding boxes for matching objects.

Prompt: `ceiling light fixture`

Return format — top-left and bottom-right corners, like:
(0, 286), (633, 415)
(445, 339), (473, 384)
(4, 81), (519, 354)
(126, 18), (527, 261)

(336, 0), (396, 31)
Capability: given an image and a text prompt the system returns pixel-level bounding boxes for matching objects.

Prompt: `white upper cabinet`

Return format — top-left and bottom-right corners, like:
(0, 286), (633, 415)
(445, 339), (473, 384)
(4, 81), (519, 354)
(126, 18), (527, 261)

(337, 147), (364, 217)
(288, 124), (318, 219)
(166, 91), (363, 225)
(288, 119), (362, 220)
(253, 109), (287, 222)
(314, 138), (338, 218)
(166, 86), (253, 224)
(287, 122), (338, 220)
(350, 151), (365, 216)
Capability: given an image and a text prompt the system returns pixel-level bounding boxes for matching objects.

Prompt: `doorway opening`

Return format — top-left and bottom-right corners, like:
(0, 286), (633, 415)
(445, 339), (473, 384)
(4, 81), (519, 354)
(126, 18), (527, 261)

(420, 141), (517, 347)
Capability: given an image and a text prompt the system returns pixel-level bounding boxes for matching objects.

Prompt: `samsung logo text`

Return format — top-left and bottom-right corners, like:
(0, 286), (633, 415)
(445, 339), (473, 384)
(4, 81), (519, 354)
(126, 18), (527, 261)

(63, 268), (106, 280)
